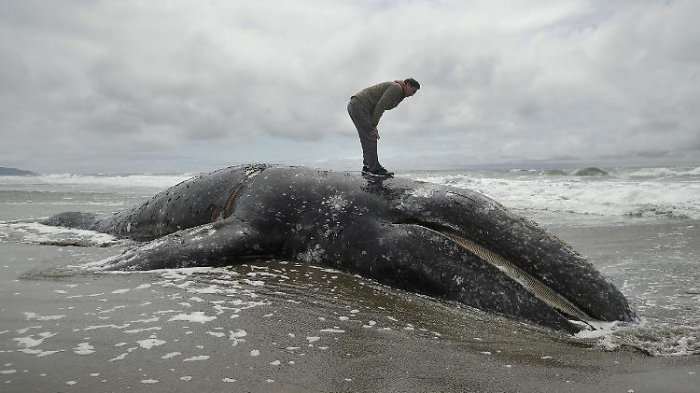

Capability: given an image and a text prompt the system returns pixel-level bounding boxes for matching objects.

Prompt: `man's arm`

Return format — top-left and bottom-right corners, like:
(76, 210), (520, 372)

(371, 84), (404, 126)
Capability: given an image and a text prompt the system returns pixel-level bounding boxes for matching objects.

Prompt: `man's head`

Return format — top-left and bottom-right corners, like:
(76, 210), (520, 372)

(403, 78), (420, 97)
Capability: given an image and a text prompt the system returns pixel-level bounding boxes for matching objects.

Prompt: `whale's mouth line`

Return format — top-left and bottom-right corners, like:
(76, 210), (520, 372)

(442, 232), (594, 322)
(402, 221), (594, 322)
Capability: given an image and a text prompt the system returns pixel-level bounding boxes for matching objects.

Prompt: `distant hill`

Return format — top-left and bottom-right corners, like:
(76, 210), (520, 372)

(0, 167), (37, 176)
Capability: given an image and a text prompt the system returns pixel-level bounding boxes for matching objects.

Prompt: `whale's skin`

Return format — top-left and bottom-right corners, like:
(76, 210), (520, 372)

(41, 164), (636, 333)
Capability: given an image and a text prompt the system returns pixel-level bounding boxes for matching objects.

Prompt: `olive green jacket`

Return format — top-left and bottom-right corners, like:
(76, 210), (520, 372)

(352, 81), (405, 126)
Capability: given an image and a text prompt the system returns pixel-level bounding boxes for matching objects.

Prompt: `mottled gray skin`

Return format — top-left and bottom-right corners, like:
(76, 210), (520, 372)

(42, 164), (636, 333)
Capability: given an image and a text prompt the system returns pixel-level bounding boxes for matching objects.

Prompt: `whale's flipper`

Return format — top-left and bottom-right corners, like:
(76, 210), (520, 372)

(93, 222), (267, 271)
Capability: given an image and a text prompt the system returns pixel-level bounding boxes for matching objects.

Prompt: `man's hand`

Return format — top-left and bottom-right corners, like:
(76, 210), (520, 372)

(372, 126), (380, 140)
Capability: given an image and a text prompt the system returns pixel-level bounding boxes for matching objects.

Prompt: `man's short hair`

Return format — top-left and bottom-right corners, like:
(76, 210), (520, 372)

(404, 78), (420, 90)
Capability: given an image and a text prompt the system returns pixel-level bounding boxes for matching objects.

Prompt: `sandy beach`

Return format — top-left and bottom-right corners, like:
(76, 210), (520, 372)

(1, 220), (698, 392)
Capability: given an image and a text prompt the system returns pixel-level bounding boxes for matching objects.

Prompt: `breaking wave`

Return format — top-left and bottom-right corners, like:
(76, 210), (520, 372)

(408, 166), (700, 224)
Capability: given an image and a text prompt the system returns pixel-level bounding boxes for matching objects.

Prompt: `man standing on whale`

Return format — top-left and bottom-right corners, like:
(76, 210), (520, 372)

(348, 78), (420, 178)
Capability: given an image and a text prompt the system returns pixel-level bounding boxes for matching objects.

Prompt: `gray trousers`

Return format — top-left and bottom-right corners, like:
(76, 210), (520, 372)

(347, 97), (381, 171)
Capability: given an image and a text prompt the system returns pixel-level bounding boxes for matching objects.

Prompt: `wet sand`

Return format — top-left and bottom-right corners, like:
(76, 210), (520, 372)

(1, 222), (699, 393)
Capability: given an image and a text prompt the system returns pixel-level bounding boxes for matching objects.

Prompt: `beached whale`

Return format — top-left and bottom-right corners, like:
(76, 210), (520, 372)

(41, 164), (636, 333)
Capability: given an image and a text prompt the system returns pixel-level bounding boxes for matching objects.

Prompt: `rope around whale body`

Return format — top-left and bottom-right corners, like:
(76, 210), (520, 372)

(447, 234), (593, 322)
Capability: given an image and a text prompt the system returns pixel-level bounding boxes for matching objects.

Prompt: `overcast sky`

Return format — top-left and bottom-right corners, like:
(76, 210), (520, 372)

(1, 0), (698, 174)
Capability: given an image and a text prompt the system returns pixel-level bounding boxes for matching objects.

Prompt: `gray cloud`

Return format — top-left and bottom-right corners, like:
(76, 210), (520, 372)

(1, 0), (698, 174)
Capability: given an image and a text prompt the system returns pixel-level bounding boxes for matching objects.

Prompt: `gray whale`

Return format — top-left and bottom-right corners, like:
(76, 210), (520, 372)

(41, 164), (637, 333)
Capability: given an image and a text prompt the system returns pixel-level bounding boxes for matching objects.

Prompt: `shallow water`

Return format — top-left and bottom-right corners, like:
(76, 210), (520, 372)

(554, 222), (700, 356)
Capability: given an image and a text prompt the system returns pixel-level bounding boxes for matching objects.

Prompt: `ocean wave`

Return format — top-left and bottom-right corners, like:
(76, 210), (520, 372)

(577, 322), (700, 357)
(486, 166), (698, 179)
(0, 173), (192, 190)
(571, 167), (609, 176)
(508, 169), (570, 176)
(0, 221), (123, 247)
(625, 205), (692, 220)
(503, 168), (608, 177)
(626, 166), (700, 178)
(410, 174), (700, 223)
(2, 201), (131, 207)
